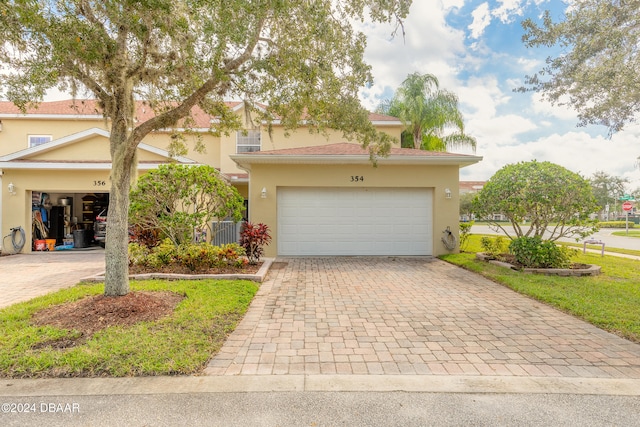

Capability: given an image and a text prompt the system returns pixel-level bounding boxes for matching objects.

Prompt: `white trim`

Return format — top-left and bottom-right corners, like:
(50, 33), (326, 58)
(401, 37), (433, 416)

(370, 120), (403, 126)
(262, 119), (402, 126)
(0, 127), (196, 164)
(231, 153), (483, 168)
(137, 144), (196, 164)
(0, 113), (105, 120)
(0, 162), (191, 170)
(1, 128), (110, 161)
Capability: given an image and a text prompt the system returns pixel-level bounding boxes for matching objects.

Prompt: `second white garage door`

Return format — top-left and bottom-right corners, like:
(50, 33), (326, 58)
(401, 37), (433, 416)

(277, 187), (433, 256)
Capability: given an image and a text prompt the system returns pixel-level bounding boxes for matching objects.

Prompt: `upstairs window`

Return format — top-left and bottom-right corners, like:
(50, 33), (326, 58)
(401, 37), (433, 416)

(236, 130), (261, 153)
(29, 135), (53, 147)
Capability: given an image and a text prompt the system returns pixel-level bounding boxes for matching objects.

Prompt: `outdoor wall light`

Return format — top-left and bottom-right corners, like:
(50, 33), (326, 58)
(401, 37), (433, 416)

(0, 120), (3, 132)
(261, 187), (267, 199)
(444, 188), (452, 199)
(8, 182), (16, 195)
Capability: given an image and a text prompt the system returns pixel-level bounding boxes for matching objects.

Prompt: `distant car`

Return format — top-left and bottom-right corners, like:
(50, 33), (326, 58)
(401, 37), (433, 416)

(94, 209), (107, 247)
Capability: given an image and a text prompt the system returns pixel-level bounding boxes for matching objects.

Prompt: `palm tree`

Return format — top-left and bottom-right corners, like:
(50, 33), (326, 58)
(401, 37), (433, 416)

(378, 72), (476, 152)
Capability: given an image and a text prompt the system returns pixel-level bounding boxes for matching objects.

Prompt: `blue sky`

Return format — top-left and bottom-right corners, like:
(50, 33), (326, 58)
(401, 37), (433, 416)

(357, 0), (640, 191)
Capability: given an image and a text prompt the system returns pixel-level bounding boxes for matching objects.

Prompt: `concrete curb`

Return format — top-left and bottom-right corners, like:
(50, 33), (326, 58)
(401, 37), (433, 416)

(83, 258), (274, 283)
(1, 375), (639, 396)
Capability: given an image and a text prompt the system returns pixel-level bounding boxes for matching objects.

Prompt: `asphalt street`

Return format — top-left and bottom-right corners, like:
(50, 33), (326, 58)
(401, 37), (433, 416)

(471, 224), (640, 252)
(2, 391), (639, 427)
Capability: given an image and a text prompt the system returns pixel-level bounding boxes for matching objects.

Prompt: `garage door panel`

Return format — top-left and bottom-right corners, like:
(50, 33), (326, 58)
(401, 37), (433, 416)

(278, 187), (432, 256)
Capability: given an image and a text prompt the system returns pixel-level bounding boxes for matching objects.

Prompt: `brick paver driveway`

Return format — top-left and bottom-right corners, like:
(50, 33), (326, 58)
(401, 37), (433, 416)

(206, 258), (640, 378)
(0, 250), (105, 309)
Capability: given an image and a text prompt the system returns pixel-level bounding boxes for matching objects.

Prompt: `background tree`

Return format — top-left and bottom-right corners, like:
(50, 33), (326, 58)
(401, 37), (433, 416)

(129, 165), (244, 246)
(518, 0), (640, 134)
(472, 161), (600, 241)
(378, 72), (476, 151)
(589, 171), (628, 219)
(0, 0), (411, 296)
(459, 192), (475, 220)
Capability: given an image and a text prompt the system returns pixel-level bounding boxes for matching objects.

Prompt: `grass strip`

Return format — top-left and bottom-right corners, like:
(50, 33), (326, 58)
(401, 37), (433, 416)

(0, 279), (258, 378)
(449, 235), (640, 343)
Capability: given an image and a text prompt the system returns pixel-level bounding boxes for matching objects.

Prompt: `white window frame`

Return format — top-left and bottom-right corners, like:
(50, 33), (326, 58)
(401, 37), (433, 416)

(28, 135), (53, 147)
(236, 130), (261, 153)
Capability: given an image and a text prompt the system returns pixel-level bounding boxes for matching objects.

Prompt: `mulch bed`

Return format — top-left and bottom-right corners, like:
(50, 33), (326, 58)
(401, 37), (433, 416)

(29, 262), (262, 350)
(128, 262), (262, 276)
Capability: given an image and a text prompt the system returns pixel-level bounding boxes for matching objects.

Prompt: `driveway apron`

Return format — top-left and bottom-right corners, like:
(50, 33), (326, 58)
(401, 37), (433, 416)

(0, 250), (105, 309)
(206, 257), (640, 378)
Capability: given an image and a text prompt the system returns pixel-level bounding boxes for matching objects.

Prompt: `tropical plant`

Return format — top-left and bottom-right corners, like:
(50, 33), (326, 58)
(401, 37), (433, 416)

(0, 0), (411, 296)
(459, 221), (474, 252)
(473, 161), (600, 241)
(480, 236), (508, 259)
(378, 72), (476, 152)
(129, 164), (244, 246)
(509, 237), (574, 269)
(240, 223), (272, 264)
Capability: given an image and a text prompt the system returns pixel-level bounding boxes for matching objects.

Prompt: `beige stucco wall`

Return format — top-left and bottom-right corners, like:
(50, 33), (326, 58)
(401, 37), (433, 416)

(243, 162), (460, 258)
(141, 132), (222, 166)
(220, 124), (404, 175)
(0, 118), (108, 155)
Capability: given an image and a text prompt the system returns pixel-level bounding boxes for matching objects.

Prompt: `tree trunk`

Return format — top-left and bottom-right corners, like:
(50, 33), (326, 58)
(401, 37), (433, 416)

(104, 142), (136, 296)
(104, 101), (136, 296)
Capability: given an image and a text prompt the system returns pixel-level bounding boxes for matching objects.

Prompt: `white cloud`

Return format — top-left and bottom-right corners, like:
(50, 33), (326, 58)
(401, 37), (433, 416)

(442, 0), (465, 11)
(457, 76), (511, 119)
(492, 0), (524, 23)
(358, 1), (467, 110)
(462, 128), (640, 191)
(531, 92), (579, 121)
(515, 57), (541, 74)
(469, 2), (492, 39)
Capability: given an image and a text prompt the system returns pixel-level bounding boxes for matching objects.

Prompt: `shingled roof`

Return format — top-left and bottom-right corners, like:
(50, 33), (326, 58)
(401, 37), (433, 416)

(0, 100), (400, 127)
(231, 142), (482, 167)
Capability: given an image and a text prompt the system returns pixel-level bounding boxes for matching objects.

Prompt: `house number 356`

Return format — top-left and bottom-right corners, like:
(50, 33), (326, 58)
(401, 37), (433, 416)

(350, 176), (364, 182)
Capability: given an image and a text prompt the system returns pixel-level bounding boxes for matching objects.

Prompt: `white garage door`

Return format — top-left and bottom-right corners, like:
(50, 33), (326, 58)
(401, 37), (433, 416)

(277, 187), (432, 256)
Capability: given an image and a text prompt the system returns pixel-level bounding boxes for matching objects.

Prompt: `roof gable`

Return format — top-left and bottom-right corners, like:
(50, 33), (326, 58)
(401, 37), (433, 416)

(0, 127), (196, 165)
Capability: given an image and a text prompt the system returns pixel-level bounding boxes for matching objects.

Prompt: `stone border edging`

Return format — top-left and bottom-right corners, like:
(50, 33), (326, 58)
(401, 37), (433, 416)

(82, 258), (274, 283)
(475, 253), (601, 276)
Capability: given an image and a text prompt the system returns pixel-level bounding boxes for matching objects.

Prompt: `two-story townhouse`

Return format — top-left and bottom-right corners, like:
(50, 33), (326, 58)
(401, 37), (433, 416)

(0, 99), (481, 257)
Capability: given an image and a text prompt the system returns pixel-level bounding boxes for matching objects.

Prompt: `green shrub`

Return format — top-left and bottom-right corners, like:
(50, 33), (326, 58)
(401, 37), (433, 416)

(508, 236), (574, 269)
(145, 238), (179, 268)
(176, 243), (219, 271)
(459, 221), (474, 252)
(480, 236), (507, 259)
(598, 221), (636, 229)
(128, 240), (247, 271)
(217, 243), (246, 264)
(128, 242), (150, 266)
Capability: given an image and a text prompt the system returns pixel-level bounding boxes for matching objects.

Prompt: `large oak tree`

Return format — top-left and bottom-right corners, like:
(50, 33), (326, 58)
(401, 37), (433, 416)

(0, 0), (410, 296)
(519, 0), (640, 135)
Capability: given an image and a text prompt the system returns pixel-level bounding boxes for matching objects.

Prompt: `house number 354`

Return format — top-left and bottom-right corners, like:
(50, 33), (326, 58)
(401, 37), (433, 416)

(350, 176), (364, 182)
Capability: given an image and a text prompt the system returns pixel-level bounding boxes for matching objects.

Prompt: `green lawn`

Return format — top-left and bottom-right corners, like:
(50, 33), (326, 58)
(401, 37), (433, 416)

(448, 235), (640, 343)
(612, 230), (640, 238)
(0, 279), (258, 378)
